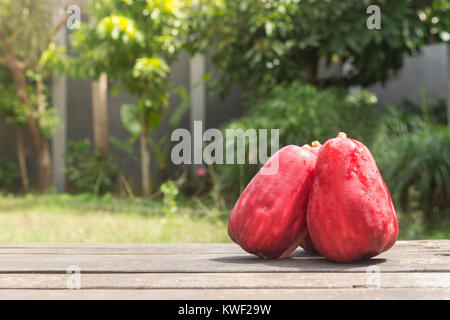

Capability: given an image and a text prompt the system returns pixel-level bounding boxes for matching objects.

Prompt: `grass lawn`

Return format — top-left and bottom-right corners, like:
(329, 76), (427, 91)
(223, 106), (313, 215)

(0, 193), (230, 243)
(0, 193), (448, 243)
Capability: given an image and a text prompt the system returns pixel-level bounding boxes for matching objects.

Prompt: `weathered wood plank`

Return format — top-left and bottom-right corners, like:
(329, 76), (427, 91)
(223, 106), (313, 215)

(0, 240), (448, 254)
(0, 272), (449, 289)
(0, 241), (447, 273)
(0, 241), (447, 299)
(0, 243), (240, 254)
(0, 288), (449, 300)
(0, 246), (448, 273)
(0, 245), (447, 257)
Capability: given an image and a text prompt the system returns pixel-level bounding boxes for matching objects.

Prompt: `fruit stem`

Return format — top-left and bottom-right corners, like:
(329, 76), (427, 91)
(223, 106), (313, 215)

(337, 132), (347, 138)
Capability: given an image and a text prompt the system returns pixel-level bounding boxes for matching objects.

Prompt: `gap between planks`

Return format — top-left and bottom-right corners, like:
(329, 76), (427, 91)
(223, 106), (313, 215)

(0, 272), (449, 290)
(0, 254), (448, 273)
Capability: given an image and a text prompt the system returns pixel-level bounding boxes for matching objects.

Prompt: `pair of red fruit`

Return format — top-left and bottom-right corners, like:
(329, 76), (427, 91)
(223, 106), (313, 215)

(228, 132), (399, 262)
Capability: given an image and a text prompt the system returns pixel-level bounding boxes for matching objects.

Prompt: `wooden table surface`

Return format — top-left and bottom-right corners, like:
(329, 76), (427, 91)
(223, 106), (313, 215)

(0, 240), (449, 300)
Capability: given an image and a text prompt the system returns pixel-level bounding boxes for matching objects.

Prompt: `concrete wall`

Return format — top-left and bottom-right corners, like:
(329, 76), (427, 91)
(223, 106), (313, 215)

(370, 42), (448, 108)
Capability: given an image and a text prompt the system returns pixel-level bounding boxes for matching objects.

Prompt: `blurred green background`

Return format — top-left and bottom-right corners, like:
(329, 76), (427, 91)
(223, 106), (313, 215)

(0, 0), (448, 242)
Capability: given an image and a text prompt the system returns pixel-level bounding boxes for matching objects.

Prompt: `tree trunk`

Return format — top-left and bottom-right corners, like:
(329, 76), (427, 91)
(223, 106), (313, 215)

(140, 127), (151, 197)
(0, 24), (70, 192)
(37, 141), (52, 191)
(16, 127), (30, 193)
(11, 65), (52, 191)
(92, 72), (109, 157)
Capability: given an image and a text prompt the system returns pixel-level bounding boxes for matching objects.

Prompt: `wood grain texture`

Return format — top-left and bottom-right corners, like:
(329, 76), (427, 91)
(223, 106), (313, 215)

(0, 272), (449, 289)
(0, 240), (447, 251)
(0, 241), (448, 273)
(0, 288), (449, 300)
(0, 241), (448, 299)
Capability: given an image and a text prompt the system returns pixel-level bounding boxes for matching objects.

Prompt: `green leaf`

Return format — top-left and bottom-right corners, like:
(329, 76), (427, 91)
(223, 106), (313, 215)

(120, 103), (142, 136)
(168, 86), (190, 127)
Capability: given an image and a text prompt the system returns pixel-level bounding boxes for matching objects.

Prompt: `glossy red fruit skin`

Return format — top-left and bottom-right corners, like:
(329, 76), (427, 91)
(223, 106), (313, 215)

(228, 145), (316, 259)
(300, 142), (322, 254)
(307, 136), (399, 262)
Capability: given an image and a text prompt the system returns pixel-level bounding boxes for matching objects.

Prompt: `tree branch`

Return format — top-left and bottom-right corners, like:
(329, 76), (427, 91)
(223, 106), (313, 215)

(0, 27), (22, 69)
(43, 12), (72, 48)
(0, 27), (15, 62)
(23, 11), (72, 68)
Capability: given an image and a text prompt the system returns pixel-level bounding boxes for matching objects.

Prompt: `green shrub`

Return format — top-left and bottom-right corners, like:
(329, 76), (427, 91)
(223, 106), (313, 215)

(242, 82), (378, 144)
(187, 0), (448, 95)
(0, 157), (18, 191)
(64, 140), (120, 195)
(160, 180), (179, 217)
(373, 125), (450, 224)
(404, 93), (448, 126)
(372, 90), (449, 224)
(215, 82), (378, 198)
